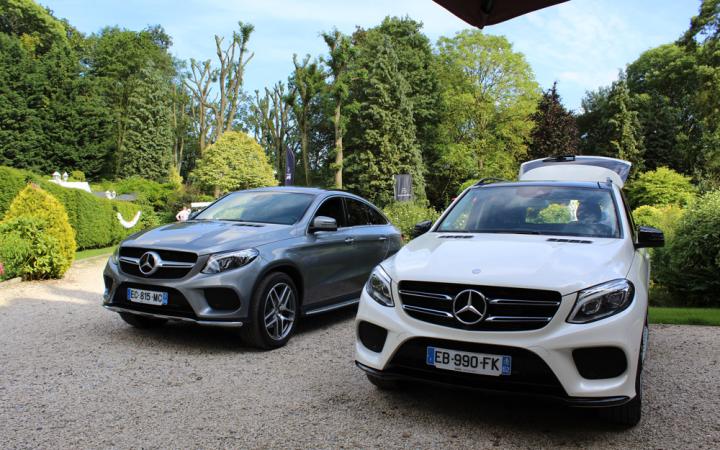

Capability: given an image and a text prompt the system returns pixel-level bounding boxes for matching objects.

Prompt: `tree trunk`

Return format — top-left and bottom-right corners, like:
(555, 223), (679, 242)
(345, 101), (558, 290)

(301, 120), (310, 185)
(333, 102), (343, 188)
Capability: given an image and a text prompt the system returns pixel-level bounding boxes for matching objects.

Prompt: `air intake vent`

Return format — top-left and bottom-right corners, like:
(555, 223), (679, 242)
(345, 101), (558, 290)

(438, 235), (473, 239)
(547, 238), (592, 244)
(233, 223), (264, 228)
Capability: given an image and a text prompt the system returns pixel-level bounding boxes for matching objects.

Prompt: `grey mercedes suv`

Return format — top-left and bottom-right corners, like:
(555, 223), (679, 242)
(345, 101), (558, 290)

(103, 187), (402, 349)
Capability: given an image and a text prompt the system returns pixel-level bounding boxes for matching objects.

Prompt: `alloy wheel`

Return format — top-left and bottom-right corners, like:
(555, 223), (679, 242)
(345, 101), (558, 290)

(263, 282), (296, 341)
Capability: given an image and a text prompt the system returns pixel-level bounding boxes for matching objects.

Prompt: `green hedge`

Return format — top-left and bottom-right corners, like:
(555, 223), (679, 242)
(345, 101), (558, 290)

(0, 166), (157, 250)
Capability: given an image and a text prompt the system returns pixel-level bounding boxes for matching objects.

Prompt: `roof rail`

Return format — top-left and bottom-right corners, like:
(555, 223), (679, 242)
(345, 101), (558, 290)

(473, 177), (508, 186)
(542, 155), (576, 162)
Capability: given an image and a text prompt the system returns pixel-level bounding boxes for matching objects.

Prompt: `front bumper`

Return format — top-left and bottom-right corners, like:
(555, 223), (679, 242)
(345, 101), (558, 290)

(103, 257), (262, 324)
(354, 283), (645, 404)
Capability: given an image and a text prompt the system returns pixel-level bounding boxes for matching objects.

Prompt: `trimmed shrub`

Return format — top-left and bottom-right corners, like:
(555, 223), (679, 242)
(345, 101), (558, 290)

(626, 167), (696, 209)
(659, 191), (720, 306)
(92, 176), (176, 212)
(0, 166), (153, 250)
(383, 201), (440, 240)
(191, 131), (277, 196)
(0, 216), (67, 280)
(3, 185), (76, 275)
(70, 170), (86, 181)
(0, 166), (34, 219)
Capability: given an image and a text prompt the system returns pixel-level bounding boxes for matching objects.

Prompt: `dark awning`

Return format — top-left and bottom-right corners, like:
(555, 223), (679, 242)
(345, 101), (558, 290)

(433, 0), (569, 28)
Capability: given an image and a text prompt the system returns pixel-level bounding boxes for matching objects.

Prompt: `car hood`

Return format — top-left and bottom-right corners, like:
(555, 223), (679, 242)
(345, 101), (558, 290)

(121, 220), (295, 255)
(382, 232), (635, 296)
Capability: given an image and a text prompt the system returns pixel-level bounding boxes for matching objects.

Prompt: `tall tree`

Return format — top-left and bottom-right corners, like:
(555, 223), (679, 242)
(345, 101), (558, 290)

(607, 76), (644, 173)
(528, 82), (579, 160)
(0, 3), (112, 178)
(371, 17), (443, 205)
(625, 44), (701, 173)
(433, 30), (540, 204)
(249, 82), (297, 183)
(321, 29), (353, 188)
(344, 33), (426, 205)
(288, 54), (325, 185)
(86, 25), (176, 177)
(117, 66), (174, 180)
(183, 58), (214, 154)
(209, 22), (254, 140)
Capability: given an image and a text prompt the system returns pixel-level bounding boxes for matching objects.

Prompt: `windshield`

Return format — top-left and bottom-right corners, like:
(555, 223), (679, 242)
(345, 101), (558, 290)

(194, 191), (315, 225)
(437, 185), (620, 238)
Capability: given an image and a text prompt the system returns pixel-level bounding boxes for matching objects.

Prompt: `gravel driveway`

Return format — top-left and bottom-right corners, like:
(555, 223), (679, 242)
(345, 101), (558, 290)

(1, 257), (718, 449)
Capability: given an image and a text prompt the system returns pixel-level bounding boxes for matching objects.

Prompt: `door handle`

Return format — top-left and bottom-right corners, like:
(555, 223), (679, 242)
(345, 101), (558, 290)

(344, 237), (355, 244)
(378, 236), (387, 241)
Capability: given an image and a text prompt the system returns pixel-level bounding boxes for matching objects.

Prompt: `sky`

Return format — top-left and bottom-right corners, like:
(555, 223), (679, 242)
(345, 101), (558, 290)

(40, 0), (700, 111)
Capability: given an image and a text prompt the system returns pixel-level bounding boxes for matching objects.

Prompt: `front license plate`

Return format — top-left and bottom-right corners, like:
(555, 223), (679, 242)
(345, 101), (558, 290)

(127, 288), (168, 306)
(426, 346), (511, 376)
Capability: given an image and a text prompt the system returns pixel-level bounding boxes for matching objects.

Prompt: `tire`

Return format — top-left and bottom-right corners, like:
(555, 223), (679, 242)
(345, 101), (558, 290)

(241, 272), (299, 350)
(119, 312), (167, 329)
(604, 319), (648, 427)
(366, 373), (400, 390)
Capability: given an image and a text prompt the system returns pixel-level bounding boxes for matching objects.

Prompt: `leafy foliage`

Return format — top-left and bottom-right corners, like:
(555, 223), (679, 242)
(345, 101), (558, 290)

(383, 201), (440, 240)
(626, 167), (696, 208)
(432, 31), (540, 206)
(3, 184), (76, 274)
(0, 216), (67, 280)
(191, 131), (276, 195)
(659, 190), (720, 306)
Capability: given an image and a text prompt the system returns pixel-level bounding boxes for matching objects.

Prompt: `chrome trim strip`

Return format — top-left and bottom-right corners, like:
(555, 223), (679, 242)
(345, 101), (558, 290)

(159, 261), (196, 268)
(104, 305), (243, 328)
(304, 298), (359, 316)
(119, 256), (140, 265)
(117, 257), (194, 269)
(484, 316), (552, 323)
(398, 290), (453, 301)
(402, 304), (453, 318)
(488, 298), (560, 306)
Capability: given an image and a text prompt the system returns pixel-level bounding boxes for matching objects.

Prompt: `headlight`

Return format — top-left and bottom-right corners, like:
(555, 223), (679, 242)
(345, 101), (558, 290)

(202, 249), (259, 274)
(567, 279), (634, 324)
(366, 265), (394, 307)
(110, 246), (120, 265)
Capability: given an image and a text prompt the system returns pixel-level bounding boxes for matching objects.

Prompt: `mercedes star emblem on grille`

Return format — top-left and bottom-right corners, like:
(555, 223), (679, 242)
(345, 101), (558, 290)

(452, 289), (487, 325)
(138, 251), (162, 276)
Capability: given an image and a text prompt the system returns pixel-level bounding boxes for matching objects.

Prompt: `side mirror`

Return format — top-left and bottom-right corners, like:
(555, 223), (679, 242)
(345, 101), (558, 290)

(636, 226), (664, 248)
(310, 216), (338, 233)
(411, 220), (433, 238)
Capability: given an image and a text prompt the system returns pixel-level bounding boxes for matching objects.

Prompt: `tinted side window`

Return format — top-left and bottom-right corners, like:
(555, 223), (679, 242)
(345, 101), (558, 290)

(345, 198), (369, 226)
(315, 197), (346, 227)
(367, 206), (387, 225)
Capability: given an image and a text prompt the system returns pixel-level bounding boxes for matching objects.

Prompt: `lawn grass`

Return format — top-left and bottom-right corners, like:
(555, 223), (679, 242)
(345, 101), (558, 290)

(649, 307), (720, 326)
(75, 246), (115, 261)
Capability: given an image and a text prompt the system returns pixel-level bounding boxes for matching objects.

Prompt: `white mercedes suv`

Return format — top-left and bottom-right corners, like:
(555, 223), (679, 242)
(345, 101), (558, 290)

(354, 156), (664, 426)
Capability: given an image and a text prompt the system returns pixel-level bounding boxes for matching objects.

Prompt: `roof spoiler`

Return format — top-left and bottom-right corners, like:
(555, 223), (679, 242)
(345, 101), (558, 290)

(519, 155), (632, 188)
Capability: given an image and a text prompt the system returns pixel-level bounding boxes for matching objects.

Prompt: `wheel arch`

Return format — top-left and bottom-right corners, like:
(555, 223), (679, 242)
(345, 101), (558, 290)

(255, 261), (305, 307)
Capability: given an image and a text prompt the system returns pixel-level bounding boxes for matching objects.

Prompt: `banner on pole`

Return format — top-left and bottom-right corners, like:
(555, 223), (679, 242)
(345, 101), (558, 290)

(285, 148), (295, 186)
(394, 174), (413, 201)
